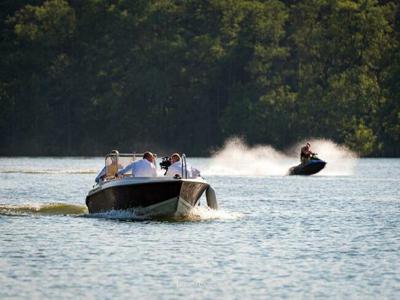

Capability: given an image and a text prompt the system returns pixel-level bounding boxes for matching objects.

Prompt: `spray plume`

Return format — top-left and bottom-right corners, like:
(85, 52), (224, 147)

(205, 137), (357, 176)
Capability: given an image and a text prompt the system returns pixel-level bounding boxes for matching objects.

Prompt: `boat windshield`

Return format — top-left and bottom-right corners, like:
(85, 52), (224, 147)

(104, 153), (148, 179)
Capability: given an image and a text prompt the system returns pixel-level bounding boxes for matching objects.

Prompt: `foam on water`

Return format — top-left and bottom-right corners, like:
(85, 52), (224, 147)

(84, 209), (145, 221)
(84, 206), (242, 222)
(205, 137), (357, 176)
(186, 206), (243, 221)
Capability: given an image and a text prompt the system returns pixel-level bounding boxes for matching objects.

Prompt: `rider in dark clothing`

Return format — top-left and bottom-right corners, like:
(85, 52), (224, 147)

(300, 142), (315, 164)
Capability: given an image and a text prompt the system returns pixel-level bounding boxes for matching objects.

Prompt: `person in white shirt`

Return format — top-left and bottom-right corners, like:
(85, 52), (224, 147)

(165, 153), (201, 178)
(118, 152), (157, 177)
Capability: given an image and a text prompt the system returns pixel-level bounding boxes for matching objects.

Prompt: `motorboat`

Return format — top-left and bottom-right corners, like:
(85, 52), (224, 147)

(86, 152), (217, 216)
(288, 154), (327, 175)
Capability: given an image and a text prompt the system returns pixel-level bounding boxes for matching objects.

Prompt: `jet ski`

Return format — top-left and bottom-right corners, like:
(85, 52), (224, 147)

(288, 154), (326, 175)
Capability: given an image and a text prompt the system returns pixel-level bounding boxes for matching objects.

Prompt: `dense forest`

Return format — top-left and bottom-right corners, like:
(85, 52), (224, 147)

(0, 0), (399, 156)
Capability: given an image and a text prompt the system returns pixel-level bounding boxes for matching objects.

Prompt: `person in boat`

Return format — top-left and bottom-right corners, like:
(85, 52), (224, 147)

(95, 150), (121, 183)
(165, 153), (201, 178)
(117, 151), (157, 177)
(300, 142), (315, 164)
(95, 168), (106, 183)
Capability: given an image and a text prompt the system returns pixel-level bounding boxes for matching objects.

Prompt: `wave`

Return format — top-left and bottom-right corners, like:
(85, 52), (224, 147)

(0, 202), (88, 216)
(204, 137), (357, 176)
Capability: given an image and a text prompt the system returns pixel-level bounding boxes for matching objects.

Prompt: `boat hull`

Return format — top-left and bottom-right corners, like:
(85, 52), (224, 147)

(289, 159), (327, 175)
(86, 178), (209, 216)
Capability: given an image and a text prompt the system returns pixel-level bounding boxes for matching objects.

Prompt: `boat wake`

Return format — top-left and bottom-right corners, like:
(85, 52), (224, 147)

(83, 209), (147, 221)
(0, 202), (88, 216)
(205, 137), (357, 176)
(185, 206), (243, 222)
(84, 206), (242, 222)
(0, 202), (240, 222)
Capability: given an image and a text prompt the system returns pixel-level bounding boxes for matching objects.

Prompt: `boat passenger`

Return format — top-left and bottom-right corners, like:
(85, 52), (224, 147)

(300, 142), (315, 164)
(95, 150), (121, 183)
(95, 167), (106, 183)
(165, 153), (201, 178)
(117, 151), (157, 177)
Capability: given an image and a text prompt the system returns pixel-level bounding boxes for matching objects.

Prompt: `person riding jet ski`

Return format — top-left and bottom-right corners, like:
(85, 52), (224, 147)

(300, 142), (316, 164)
(289, 142), (326, 175)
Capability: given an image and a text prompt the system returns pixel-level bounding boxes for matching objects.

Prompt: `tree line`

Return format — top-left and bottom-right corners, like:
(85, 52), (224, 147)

(0, 0), (399, 156)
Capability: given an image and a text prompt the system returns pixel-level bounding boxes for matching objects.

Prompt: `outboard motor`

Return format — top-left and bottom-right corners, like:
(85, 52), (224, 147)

(206, 186), (218, 209)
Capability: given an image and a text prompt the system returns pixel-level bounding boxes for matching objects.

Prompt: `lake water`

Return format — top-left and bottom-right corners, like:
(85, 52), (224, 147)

(0, 156), (399, 299)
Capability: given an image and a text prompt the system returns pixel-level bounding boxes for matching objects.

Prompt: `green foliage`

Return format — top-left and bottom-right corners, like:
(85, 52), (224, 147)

(12, 0), (76, 44)
(344, 120), (379, 156)
(0, 0), (399, 156)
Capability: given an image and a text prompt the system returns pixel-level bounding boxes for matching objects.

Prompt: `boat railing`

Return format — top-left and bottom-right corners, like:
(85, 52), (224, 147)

(102, 151), (193, 180)
(181, 153), (187, 179)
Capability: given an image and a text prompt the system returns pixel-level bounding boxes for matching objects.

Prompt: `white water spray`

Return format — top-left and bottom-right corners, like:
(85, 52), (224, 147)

(205, 137), (290, 176)
(204, 137), (357, 176)
(187, 206), (243, 221)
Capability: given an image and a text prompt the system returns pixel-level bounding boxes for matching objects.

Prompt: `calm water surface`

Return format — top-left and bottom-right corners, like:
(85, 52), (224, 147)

(0, 157), (399, 299)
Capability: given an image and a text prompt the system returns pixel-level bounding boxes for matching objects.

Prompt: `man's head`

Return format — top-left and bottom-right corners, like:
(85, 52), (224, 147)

(143, 151), (155, 163)
(170, 153), (181, 164)
(306, 142), (311, 149)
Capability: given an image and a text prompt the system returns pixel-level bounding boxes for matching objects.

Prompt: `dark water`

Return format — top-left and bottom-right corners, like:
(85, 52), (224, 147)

(0, 157), (399, 299)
